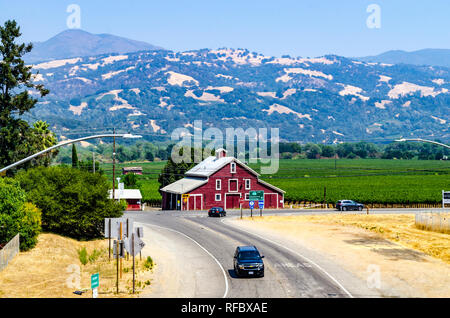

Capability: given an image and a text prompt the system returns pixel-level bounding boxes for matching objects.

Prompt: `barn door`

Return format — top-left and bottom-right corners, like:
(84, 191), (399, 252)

(226, 194), (240, 209)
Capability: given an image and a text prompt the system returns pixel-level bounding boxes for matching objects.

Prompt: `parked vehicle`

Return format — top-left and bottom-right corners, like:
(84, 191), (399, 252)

(335, 200), (364, 211)
(233, 246), (264, 277)
(208, 207), (227, 217)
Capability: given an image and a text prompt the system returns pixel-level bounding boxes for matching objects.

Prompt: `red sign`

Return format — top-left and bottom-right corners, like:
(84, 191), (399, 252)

(239, 198), (244, 204)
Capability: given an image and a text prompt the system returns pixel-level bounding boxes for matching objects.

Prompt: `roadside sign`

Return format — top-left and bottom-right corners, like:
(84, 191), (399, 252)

(249, 190), (264, 201)
(249, 201), (255, 209)
(105, 218), (133, 239)
(125, 234), (145, 256)
(113, 240), (125, 258)
(443, 190), (450, 207)
(239, 197), (244, 205)
(258, 200), (264, 209)
(91, 273), (99, 289)
(182, 194), (190, 199)
(135, 227), (144, 238)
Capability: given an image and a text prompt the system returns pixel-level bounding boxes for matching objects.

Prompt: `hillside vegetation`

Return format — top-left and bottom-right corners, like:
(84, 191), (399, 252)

(27, 48), (450, 143)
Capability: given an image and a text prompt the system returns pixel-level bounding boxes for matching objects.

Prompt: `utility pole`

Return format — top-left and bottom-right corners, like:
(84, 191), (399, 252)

(93, 152), (95, 173)
(113, 128), (116, 201)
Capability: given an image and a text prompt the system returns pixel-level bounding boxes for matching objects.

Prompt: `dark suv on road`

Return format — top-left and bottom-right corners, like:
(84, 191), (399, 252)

(233, 246), (264, 277)
(336, 200), (364, 211)
(208, 207), (226, 217)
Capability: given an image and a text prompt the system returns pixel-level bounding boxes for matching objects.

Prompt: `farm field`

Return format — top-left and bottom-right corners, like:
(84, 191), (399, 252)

(100, 159), (450, 205)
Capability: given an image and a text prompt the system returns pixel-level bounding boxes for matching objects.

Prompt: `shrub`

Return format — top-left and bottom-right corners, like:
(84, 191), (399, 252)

(16, 166), (124, 240)
(143, 256), (154, 270)
(0, 178), (41, 251)
(18, 202), (42, 251)
(78, 247), (88, 265)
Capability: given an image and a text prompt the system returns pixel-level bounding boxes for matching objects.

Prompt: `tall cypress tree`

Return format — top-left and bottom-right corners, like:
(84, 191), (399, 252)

(0, 20), (50, 175)
(72, 144), (79, 169)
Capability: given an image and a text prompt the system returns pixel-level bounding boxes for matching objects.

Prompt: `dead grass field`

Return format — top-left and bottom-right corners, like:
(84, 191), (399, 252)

(235, 213), (450, 297)
(246, 214), (450, 264)
(0, 233), (155, 298)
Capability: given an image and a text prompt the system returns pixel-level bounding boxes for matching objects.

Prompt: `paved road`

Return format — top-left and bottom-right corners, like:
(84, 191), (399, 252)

(123, 208), (427, 298)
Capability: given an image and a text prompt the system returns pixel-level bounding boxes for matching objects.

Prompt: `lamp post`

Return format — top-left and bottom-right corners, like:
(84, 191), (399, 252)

(0, 132), (142, 175)
(395, 138), (450, 150)
(396, 138), (450, 209)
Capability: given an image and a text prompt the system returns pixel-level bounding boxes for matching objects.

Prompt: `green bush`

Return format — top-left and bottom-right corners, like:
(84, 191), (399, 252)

(18, 202), (42, 251)
(0, 178), (41, 251)
(16, 166), (124, 240)
(143, 256), (154, 270)
(78, 247), (88, 265)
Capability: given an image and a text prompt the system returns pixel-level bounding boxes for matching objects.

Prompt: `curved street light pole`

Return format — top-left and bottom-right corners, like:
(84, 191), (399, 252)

(0, 133), (142, 176)
(395, 138), (450, 150)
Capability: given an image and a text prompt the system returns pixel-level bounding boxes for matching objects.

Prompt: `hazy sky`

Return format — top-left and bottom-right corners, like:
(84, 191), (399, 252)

(1, 0), (449, 57)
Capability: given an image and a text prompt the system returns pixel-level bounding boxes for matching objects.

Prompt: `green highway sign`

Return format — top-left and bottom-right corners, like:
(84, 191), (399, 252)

(91, 273), (99, 289)
(249, 190), (264, 201)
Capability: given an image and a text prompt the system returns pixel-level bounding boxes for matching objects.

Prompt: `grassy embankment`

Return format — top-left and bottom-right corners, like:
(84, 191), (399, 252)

(0, 233), (154, 298)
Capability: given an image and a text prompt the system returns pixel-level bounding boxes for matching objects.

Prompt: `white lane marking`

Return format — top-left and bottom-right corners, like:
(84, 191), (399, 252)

(135, 222), (229, 298)
(221, 218), (354, 298)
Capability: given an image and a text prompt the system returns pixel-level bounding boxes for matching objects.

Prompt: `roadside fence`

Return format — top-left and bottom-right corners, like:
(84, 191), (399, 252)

(0, 234), (20, 272)
(284, 201), (445, 209)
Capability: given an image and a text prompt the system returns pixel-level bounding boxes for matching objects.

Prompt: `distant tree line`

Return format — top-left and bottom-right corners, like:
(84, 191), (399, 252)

(278, 141), (449, 160)
(55, 142), (174, 164)
(54, 139), (450, 165)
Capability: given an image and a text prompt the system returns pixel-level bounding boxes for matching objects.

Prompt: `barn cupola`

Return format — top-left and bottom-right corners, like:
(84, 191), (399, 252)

(215, 148), (228, 159)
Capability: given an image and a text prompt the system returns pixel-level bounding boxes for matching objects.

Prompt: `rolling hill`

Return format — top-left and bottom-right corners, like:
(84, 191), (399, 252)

(24, 29), (163, 63)
(357, 49), (450, 68)
(26, 48), (450, 143)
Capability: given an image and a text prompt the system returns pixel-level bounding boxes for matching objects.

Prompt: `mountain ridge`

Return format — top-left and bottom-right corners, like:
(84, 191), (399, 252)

(25, 47), (450, 143)
(24, 29), (163, 63)
(356, 48), (450, 68)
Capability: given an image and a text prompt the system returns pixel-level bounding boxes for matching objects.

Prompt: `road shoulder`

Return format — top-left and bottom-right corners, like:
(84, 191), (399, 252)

(136, 222), (227, 298)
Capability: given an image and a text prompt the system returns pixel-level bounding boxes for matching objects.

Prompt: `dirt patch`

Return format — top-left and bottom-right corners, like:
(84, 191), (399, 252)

(230, 214), (450, 297)
(0, 233), (155, 298)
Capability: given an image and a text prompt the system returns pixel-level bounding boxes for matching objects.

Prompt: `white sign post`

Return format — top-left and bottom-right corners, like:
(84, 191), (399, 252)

(124, 231), (146, 294)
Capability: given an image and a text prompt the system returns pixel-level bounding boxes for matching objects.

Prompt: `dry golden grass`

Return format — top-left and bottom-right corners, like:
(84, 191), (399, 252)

(0, 233), (154, 298)
(245, 214), (450, 264)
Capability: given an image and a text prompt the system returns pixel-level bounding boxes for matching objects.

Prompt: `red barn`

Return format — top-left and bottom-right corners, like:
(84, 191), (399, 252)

(160, 149), (284, 210)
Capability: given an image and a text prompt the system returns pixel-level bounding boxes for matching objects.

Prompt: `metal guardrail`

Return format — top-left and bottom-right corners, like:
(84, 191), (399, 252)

(415, 212), (450, 234)
(0, 234), (20, 272)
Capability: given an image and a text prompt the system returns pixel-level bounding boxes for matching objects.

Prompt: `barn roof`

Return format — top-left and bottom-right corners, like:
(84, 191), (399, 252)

(258, 179), (286, 194)
(185, 156), (260, 178)
(160, 177), (208, 194)
(108, 189), (142, 200)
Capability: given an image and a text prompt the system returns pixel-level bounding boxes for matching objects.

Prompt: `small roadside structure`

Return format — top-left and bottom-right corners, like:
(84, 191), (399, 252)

(122, 167), (143, 175)
(109, 189), (143, 211)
